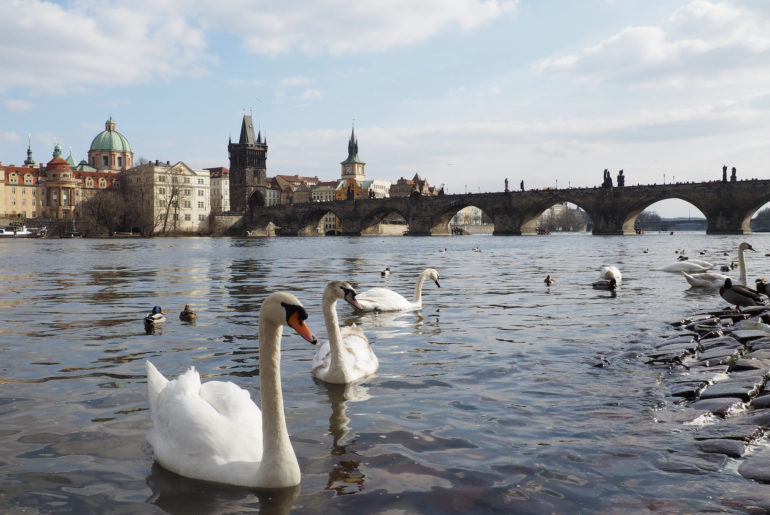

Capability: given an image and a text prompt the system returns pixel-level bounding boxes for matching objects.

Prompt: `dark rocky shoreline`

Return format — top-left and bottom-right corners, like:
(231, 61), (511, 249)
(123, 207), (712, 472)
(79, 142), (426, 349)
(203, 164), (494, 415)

(652, 304), (770, 484)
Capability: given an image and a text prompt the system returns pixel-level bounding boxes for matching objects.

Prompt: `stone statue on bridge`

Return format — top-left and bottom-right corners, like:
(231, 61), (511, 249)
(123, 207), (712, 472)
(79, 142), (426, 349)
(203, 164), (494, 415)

(731, 167), (737, 182)
(723, 165), (728, 182)
(602, 169), (613, 188)
(504, 178), (509, 192)
(520, 180), (524, 191)
(617, 169), (624, 187)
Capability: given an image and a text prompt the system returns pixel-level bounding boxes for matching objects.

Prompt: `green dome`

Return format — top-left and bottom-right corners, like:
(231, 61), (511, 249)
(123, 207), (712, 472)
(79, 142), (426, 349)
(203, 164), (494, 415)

(89, 118), (132, 153)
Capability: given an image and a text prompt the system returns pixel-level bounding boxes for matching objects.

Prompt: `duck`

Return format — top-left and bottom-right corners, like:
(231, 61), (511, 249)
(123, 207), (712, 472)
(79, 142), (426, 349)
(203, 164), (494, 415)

(720, 278), (764, 310)
(179, 304), (197, 322)
(544, 275), (555, 286)
(145, 292), (318, 488)
(381, 267), (391, 278)
(681, 242), (754, 288)
(144, 306), (165, 326)
(593, 278), (617, 292)
(354, 268), (440, 312)
(472, 247), (481, 252)
(599, 266), (622, 286)
(311, 281), (378, 384)
(755, 278), (769, 298)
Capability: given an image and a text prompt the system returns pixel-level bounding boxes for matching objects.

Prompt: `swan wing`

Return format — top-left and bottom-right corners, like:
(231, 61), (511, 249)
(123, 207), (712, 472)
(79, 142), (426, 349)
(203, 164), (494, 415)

(682, 271), (728, 288)
(355, 287), (415, 312)
(147, 365), (263, 484)
(312, 326), (378, 382)
(661, 262), (708, 273)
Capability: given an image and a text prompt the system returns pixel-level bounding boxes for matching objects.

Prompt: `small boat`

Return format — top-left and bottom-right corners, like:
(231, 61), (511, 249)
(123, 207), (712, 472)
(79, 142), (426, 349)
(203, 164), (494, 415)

(0, 225), (45, 238)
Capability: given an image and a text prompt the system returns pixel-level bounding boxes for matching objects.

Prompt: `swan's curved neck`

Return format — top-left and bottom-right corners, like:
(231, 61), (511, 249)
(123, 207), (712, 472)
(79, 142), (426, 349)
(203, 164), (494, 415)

(413, 272), (428, 303)
(738, 247), (748, 285)
(323, 295), (345, 372)
(256, 319), (297, 483)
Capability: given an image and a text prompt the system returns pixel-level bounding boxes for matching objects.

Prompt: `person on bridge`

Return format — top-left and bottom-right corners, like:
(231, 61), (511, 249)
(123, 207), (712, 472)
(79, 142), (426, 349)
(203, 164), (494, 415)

(520, 180), (524, 191)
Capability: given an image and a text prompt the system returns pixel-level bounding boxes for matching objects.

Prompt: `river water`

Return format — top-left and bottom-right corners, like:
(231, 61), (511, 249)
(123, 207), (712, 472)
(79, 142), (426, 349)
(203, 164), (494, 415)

(1, 233), (770, 513)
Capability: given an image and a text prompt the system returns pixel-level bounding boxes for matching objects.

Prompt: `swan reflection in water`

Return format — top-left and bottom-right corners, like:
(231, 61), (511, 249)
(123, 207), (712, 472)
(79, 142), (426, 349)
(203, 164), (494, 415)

(319, 381), (372, 495)
(146, 463), (299, 515)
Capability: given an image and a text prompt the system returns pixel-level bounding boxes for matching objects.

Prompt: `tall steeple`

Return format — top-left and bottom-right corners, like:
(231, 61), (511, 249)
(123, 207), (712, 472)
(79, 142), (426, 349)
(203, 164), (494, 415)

(229, 113), (268, 212)
(23, 135), (35, 166)
(340, 124), (365, 181)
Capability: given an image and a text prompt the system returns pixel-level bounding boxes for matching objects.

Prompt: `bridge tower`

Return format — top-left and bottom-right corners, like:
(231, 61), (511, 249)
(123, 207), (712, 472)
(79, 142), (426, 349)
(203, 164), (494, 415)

(228, 114), (267, 213)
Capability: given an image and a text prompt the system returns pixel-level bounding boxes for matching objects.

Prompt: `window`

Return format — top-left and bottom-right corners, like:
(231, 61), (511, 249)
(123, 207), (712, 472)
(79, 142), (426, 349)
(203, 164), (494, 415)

(22, 188), (25, 195)
(198, 214), (205, 221)
(159, 175), (166, 182)
(159, 188), (166, 195)
(99, 178), (106, 188)
(184, 177), (190, 184)
(197, 189), (204, 197)
(117, 156), (122, 167)
(198, 201), (204, 209)
(86, 178), (94, 187)
(197, 178), (204, 185)
(102, 156), (108, 166)
(183, 189), (191, 196)
(183, 200), (191, 208)
(31, 199), (35, 206)
(24, 174), (32, 185)
(184, 214), (191, 221)
(11, 187), (15, 194)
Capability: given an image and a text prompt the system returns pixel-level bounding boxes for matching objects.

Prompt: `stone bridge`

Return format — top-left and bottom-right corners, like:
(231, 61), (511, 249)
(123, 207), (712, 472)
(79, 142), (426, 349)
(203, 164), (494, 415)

(237, 179), (770, 236)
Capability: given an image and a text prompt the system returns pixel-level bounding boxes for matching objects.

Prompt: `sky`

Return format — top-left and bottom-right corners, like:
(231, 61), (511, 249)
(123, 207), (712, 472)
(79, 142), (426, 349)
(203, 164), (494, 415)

(2, 0), (770, 217)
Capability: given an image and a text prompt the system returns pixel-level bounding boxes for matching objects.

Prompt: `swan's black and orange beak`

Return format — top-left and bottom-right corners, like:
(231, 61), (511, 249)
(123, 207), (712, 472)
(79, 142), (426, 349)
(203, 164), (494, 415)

(285, 304), (318, 344)
(343, 287), (362, 311)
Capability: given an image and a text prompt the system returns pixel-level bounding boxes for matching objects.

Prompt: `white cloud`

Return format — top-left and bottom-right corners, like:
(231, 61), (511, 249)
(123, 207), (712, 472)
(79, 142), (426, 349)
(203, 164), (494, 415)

(0, 0), (215, 94)
(301, 89), (323, 100)
(535, 0), (770, 88)
(281, 76), (314, 87)
(198, 0), (519, 56)
(3, 99), (31, 111)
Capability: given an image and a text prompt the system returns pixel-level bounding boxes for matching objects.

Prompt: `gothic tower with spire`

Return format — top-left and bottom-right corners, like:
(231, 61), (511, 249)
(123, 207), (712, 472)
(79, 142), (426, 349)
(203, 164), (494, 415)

(228, 114), (268, 212)
(340, 126), (365, 181)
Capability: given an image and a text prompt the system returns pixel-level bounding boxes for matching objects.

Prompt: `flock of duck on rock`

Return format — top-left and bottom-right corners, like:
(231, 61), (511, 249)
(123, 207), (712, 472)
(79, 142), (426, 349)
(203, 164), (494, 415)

(142, 267), (440, 488)
(544, 241), (768, 309)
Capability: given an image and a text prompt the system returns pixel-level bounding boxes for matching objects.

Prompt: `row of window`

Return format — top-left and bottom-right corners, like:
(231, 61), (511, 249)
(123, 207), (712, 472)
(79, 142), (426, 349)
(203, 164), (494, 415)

(157, 175), (207, 185)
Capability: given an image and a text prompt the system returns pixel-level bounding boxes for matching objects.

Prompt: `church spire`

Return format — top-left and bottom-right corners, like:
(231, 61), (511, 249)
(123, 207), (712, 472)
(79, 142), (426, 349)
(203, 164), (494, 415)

(24, 134), (35, 166)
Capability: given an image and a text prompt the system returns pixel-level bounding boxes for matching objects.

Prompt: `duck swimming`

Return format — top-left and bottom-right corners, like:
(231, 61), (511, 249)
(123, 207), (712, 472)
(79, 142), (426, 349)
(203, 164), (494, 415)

(544, 275), (555, 286)
(381, 267), (391, 278)
(592, 278), (617, 292)
(145, 306), (165, 326)
(179, 304), (197, 322)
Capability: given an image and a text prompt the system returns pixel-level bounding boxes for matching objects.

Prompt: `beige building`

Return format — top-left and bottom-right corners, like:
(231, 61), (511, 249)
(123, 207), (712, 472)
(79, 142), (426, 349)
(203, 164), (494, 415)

(207, 167), (230, 214)
(125, 161), (210, 234)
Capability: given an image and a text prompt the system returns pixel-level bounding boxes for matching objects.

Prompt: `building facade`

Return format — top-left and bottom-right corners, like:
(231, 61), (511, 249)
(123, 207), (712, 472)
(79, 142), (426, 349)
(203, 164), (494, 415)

(207, 167), (230, 214)
(126, 161), (210, 234)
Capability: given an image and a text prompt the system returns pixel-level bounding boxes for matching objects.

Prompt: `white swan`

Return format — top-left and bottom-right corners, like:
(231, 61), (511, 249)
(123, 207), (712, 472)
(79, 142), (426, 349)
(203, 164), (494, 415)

(145, 292), (318, 488)
(659, 261), (711, 273)
(681, 271), (730, 289)
(355, 268), (440, 312)
(312, 281), (378, 384)
(683, 258), (714, 268)
(681, 242), (754, 288)
(599, 266), (622, 286)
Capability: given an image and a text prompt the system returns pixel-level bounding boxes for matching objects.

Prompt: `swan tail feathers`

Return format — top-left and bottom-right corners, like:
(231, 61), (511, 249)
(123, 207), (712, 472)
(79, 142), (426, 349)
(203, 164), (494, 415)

(146, 361), (169, 413)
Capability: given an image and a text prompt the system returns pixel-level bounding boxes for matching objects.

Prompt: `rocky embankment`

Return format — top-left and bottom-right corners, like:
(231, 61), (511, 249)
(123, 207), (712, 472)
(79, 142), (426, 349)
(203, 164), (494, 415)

(651, 305), (770, 483)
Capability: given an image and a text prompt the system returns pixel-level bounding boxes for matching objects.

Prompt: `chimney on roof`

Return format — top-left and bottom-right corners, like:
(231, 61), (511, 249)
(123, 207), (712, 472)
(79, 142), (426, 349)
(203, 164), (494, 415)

(155, 160), (159, 165)
(166, 161), (170, 165)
